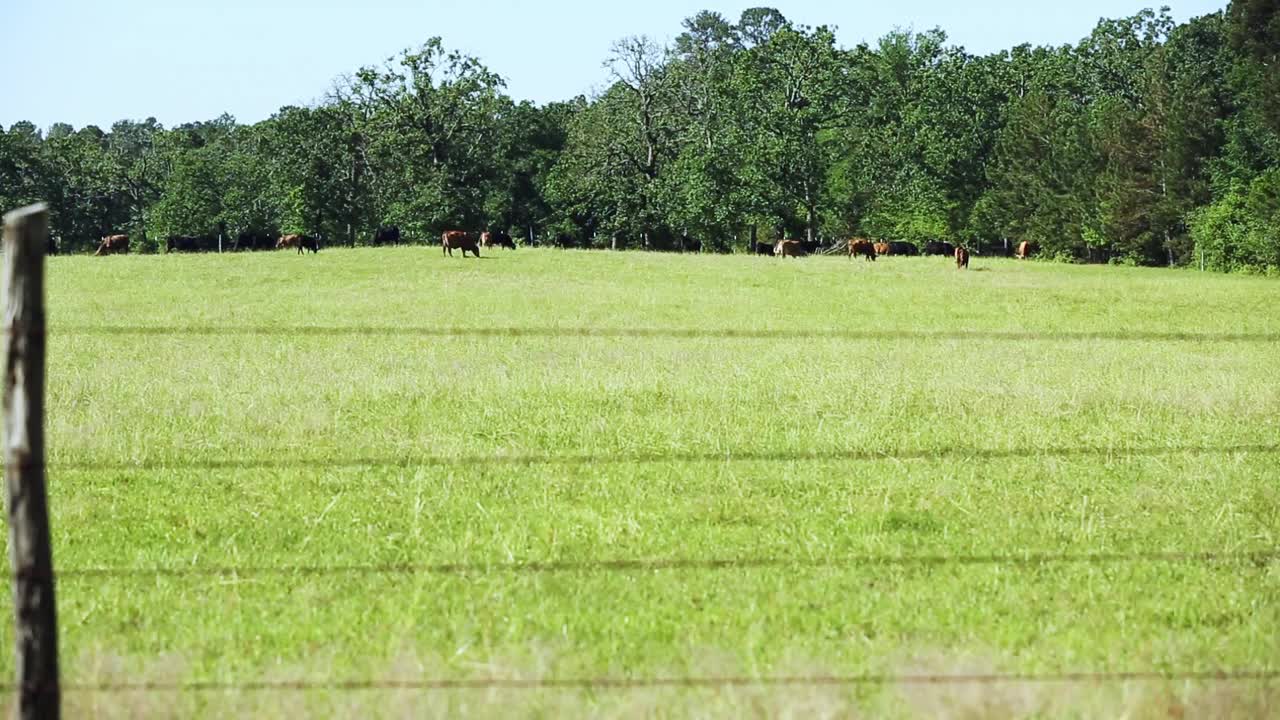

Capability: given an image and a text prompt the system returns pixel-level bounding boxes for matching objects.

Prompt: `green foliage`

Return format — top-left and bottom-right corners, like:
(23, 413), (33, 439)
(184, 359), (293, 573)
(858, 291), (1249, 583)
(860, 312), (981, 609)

(2, 4), (1278, 269)
(1191, 170), (1280, 273)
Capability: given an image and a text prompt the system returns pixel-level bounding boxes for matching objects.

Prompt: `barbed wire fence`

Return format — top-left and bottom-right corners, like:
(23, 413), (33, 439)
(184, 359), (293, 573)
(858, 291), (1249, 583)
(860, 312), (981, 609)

(7, 670), (1280, 696)
(4, 206), (1279, 714)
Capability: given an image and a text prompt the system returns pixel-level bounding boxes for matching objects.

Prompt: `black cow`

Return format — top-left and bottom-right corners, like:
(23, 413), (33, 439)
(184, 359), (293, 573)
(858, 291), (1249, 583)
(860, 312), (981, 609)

(888, 241), (919, 256)
(167, 235), (197, 253)
(374, 225), (401, 246)
(923, 241), (956, 256)
(481, 229), (516, 250)
(234, 231), (278, 251)
(277, 234), (320, 254)
(754, 241), (776, 256)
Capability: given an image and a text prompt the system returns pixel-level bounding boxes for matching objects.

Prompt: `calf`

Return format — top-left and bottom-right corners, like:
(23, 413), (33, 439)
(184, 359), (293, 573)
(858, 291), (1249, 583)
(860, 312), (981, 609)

(848, 239), (877, 261)
(442, 230), (481, 257)
(955, 246), (970, 269)
(277, 233), (319, 254)
(95, 234), (129, 256)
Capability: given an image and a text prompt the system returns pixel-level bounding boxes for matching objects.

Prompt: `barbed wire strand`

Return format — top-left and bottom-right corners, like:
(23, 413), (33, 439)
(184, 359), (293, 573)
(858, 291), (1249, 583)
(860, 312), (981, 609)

(13, 550), (1276, 581)
(52, 325), (1280, 343)
(4, 670), (1278, 694)
(37, 442), (1280, 473)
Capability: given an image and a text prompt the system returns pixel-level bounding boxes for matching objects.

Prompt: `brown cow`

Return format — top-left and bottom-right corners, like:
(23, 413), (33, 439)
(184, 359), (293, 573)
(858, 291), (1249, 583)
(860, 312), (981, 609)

(873, 242), (892, 257)
(1016, 241), (1035, 259)
(955, 246), (970, 269)
(442, 230), (481, 257)
(775, 239), (804, 258)
(95, 234), (129, 256)
(276, 234), (319, 254)
(848, 239), (877, 261)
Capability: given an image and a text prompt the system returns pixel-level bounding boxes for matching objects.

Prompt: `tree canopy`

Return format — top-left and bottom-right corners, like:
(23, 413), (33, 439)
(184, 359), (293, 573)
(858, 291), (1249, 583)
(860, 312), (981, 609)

(5, 4), (1278, 272)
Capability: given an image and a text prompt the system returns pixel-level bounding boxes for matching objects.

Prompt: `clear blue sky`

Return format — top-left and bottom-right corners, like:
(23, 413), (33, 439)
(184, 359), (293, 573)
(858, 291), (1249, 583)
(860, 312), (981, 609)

(2, 0), (1229, 131)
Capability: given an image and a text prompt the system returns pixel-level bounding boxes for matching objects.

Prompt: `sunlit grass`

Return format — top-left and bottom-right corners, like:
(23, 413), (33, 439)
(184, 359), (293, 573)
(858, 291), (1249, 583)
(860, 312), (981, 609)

(5, 247), (1278, 717)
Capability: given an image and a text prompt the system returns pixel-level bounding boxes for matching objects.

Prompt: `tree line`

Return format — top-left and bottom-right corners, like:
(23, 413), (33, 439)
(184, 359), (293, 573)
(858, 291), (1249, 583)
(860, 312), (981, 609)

(2, 2), (1278, 272)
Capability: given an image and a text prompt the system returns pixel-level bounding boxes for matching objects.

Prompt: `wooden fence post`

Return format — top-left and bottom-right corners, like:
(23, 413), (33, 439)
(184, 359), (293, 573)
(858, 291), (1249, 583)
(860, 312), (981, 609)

(2, 203), (60, 720)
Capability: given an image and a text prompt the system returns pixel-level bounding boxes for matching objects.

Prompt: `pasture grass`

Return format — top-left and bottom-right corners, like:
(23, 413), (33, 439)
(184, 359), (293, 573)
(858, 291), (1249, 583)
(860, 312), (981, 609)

(4, 246), (1279, 717)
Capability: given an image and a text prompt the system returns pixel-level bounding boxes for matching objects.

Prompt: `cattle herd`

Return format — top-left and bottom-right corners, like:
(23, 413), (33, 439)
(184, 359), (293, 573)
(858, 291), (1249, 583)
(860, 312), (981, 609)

(85, 225), (1038, 264)
(844, 238), (975, 269)
(758, 237), (1031, 269)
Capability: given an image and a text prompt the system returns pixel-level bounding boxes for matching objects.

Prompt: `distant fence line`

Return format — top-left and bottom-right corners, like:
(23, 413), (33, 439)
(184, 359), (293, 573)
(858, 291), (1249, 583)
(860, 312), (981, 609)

(50, 325), (1280, 343)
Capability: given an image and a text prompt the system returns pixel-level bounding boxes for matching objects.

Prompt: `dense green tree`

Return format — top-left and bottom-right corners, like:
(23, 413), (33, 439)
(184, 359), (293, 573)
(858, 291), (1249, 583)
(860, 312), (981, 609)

(345, 38), (509, 239)
(2, 5), (1277, 271)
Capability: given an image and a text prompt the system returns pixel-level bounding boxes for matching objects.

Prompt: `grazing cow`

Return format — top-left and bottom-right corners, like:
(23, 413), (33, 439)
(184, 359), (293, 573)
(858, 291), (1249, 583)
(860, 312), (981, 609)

(95, 234), (129, 256)
(235, 231), (277, 251)
(480, 229), (516, 250)
(442, 230), (481, 257)
(955, 246), (970, 269)
(848, 239), (877, 261)
(754, 241), (776, 256)
(888, 241), (919, 256)
(680, 235), (702, 253)
(801, 239), (821, 255)
(775, 239), (805, 258)
(277, 233), (319, 254)
(166, 235), (192, 253)
(873, 242), (892, 257)
(924, 241), (956, 256)
(1017, 241), (1035, 259)
(373, 225), (401, 246)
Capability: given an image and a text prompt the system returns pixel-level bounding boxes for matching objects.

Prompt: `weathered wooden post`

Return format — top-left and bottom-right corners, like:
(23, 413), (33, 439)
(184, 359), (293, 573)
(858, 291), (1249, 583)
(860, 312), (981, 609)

(2, 203), (60, 720)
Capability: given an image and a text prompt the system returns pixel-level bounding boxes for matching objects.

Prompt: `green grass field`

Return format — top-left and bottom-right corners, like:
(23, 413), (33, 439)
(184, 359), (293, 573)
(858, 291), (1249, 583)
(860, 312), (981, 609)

(6, 247), (1280, 717)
